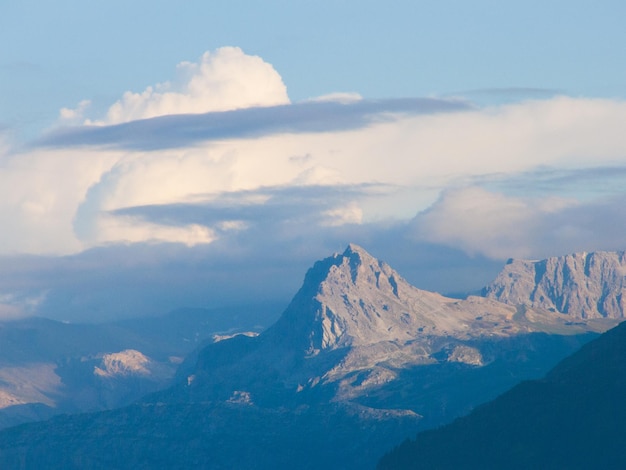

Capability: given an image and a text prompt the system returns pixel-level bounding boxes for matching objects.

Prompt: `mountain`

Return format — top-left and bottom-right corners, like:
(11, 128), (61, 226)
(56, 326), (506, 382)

(0, 304), (277, 429)
(0, 245), (615, 469)
(483, 251), (626, 319)
(169, 244), (606, 410)
(378, 319), (626, 469)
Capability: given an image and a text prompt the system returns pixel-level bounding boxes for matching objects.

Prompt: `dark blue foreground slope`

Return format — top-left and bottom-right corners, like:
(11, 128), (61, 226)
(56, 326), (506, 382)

(379, 320), (626, 469)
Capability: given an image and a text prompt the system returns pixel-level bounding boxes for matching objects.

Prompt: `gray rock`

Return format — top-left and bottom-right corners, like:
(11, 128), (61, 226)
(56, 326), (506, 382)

(483, 251), (626, 319)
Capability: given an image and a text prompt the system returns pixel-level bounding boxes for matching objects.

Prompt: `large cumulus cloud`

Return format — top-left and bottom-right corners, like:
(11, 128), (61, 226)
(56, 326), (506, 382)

(60, 47), (290, 125)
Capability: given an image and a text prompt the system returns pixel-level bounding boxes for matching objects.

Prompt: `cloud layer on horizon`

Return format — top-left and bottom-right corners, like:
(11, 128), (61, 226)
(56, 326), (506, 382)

(1, 48), (626, 321)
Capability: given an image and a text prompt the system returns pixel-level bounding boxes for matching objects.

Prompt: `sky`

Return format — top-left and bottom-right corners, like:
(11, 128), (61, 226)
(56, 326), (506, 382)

(1, 1), (626, 322)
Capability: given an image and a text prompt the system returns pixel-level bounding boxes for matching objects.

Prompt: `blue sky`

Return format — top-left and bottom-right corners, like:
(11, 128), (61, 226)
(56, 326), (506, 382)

(3, 1), (626, 134)
(1, 1), (626, 322)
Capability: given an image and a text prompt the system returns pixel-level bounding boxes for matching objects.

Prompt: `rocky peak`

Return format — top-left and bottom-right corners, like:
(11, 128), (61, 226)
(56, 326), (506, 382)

(483, 251), (626, 319)
(265, 244), (450, 355)
(330, 243), (402, 297)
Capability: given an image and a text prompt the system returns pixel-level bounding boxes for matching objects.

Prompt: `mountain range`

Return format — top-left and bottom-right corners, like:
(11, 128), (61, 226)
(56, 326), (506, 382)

(0, 245), (623, 468)
(0, 304), (279, 429)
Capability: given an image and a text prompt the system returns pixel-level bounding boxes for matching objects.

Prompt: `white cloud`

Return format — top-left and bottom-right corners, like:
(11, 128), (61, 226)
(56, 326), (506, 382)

(59, 99), (92, 125)
(411, 187), (578, 259)
(0, 147), (120, 254)
(411, 186), (626, 260)
(306, 92), (363, 104)
(0, 131), (12, 157)
(92, 215), (216, 247)
(321, 202), (364, 226)
(0, 291), (46, 320)
(87, 47), (290, 125)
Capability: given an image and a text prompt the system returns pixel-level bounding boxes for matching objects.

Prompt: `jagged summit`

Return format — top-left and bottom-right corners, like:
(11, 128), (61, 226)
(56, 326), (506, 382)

(345, 242), (367, 255)
(483, 251), (626, 319)
(264, 244), (454, 354)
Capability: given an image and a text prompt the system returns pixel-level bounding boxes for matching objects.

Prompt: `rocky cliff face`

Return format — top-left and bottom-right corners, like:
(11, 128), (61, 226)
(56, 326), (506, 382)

(483, 251), (626, 319)
(265, 243), (483, 354)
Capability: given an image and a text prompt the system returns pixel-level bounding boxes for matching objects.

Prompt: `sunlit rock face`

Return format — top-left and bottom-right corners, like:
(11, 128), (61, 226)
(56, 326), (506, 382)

(266, 243), (467, 354)
(483, 251), (626, 319)
(265, 244), (609, 359)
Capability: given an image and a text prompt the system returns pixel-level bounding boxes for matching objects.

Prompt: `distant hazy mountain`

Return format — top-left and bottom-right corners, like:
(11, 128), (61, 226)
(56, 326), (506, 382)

(0, 245), (611, 469)
(378, 319), (626, 469)
(0, 304), (277, 429)
(483, 251), (626, 319)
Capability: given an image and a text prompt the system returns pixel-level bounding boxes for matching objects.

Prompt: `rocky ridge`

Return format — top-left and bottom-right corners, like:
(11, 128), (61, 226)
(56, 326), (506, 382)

(183, 244), (611, 408)
(483, 251), (626, 319)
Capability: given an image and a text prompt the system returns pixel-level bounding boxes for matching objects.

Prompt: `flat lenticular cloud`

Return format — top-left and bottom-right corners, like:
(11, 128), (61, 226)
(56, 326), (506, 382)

(42, 97), (470, 151)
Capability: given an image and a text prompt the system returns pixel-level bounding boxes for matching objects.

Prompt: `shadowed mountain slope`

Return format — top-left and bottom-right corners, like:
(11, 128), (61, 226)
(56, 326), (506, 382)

(378, 320), (626, 469)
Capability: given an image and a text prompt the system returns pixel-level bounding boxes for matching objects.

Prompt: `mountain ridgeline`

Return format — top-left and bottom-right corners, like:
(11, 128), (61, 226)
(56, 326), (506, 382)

(483, 251), (626, 319)
(0, 245), (623, 469)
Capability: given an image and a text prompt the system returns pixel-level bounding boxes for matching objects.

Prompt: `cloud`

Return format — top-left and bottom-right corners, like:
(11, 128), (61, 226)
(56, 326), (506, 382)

(76, 181), (386, 247)
(59, 100), (92, 126)
(66, 47), (290, 125)
(41, 97), (470, 151)
(411, 185), (626, 260)
(3, 48), (626, 323)
(411, 187), (576, 259)
(0, 146), (120, 254)
(306, 92), (363, 103)
(108, 183), (380, 237)
(470, 165), (626, 199)
(444, 87), (562, 106)
(8, 95), (626, 257)
(0, 129), (12, 156)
